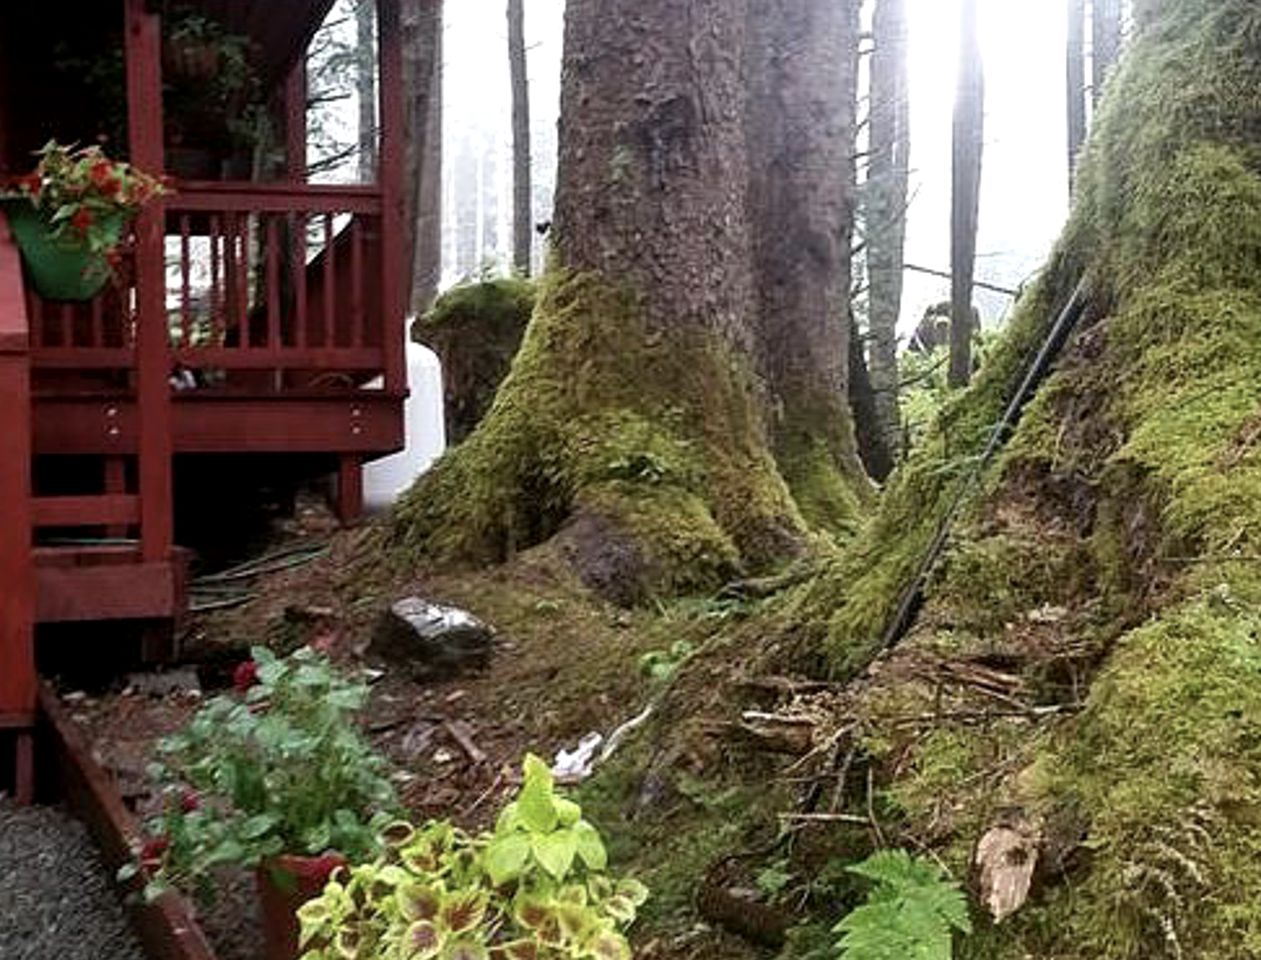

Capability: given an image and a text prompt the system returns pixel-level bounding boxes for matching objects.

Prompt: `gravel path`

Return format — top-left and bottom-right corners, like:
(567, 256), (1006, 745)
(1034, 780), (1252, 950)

(0, 800), (145, 960)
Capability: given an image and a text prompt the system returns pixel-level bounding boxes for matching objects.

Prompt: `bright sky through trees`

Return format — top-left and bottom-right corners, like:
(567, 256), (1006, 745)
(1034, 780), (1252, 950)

(441, 0), (1069, 335)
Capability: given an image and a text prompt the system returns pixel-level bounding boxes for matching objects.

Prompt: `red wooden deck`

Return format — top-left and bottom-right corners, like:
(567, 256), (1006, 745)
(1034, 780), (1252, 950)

(0, 0), (408, 798)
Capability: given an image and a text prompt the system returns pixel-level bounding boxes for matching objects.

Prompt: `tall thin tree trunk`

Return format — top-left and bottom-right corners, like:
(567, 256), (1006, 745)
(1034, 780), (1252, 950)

(508, 0), (532, 276)
(1067, 0), (1087, 196)
(1092, 0), (1122, 106)
(402, 0), (443, 315)
(949, 0), (984, 389)
(867, 0), (910, 473)
(356, 0), (378, 184)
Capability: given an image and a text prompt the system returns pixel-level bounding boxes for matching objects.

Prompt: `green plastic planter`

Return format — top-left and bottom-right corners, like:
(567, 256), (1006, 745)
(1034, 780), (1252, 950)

(1, 199), (122, 301)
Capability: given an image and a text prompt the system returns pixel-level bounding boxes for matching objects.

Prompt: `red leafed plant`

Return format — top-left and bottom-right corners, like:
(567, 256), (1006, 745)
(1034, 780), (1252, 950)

(6, 140), (166, 255)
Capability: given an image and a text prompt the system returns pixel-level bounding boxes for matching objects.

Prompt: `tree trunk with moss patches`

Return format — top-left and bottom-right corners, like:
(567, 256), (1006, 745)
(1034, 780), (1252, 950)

(356, 0), (377, 184)
(745, 0), (869, 528)
(866, 0), (910, 474)
(402, 0), (443, 314)
(508, 0), (531, 276)
(390, 0), (868, 603)
(949, 0), (983, 389)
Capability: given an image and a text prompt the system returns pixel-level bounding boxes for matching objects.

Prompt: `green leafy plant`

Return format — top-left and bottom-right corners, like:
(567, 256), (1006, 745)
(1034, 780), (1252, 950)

(4, 141), (165, 256)
(296, 754), (648, 960)
(123, 646), (399, 899)
(833, 850), (971, 960)
(637, 640), (695, 685)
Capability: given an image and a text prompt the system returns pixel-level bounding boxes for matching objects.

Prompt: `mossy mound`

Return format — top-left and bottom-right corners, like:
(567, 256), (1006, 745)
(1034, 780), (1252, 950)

(392, 270), (825, 604)
(413, 276), (535, 443)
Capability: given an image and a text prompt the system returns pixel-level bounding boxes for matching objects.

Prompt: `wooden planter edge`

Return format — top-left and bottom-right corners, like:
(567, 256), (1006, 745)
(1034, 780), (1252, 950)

(37, 683), (219, 960)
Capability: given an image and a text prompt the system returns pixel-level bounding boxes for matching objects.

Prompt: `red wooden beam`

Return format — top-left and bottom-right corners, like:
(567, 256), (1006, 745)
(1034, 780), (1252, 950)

(126, 0), (174, 566)
(32, 495), (141, 528)
(35, 560), (180, 623)
(0, 212), (36, 725)
(377, 0), (407, 394)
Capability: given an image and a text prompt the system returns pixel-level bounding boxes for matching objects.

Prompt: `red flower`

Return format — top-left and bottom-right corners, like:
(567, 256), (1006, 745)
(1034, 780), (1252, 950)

(180, 789), (201, 813)
(70, 208), (94, 232)
(89, 158), (114, 188)
(102, 176), (123, 199)
(139, 835), (169, 870)
(232, 660), (259, 691)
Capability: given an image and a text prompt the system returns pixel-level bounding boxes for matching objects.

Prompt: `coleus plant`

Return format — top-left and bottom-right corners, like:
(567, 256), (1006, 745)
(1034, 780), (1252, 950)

(122, 646), (399, 900)
(296, 755), (648, 960)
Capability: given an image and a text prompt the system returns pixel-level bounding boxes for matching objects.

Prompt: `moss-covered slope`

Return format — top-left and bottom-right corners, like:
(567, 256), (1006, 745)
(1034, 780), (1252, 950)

(782, 1), (1261, 956)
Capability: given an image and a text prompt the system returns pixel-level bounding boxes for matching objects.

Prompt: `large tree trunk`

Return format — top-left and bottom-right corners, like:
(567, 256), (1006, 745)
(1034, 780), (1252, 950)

(402, 0), (443, 315)
(508, 0), (531, 276)
(1067, 0), (1087, 196)
(949, 0), (984, 389)
(391, 0), (868, 603)
(866, 0), (910, 474)
(746, 0), (869, 527)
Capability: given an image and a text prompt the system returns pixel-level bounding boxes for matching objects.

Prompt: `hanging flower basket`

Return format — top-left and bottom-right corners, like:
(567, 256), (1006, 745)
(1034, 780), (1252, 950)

(1, 141), (165, 301)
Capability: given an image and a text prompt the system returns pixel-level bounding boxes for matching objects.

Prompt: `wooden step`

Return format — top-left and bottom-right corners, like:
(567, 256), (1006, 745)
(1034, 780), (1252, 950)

(34, 545), (188, 623)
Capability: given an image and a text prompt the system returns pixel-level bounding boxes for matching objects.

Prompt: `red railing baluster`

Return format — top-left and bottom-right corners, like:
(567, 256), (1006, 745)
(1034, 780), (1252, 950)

(59, 303), (73, 348)
(266, 216), (280, 350)
(323, 213), (335, 348)
(180, 214), (191, 347)
(292, 212), (307, 349)
(351, 217), (364, 348)
(91, 295), (104, 349)
(210, 214), (223, 344)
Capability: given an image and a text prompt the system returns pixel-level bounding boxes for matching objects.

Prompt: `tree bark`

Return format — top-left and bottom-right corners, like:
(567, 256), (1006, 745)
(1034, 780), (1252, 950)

(949, 0), (984, 389)
(1091, 0), (1122, 106)
(1066, 0), (1087, 197)
(391, 0), (869, 602)
(508, 0), (532, 276)
(401, 0), (443, 315)
(745, 0), (869, 524)
(866, 0), (910, 474)
(356, 0), (378, 184)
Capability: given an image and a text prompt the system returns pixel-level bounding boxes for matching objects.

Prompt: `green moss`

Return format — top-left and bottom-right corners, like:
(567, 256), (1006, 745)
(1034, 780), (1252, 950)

(414, 276), (536, 442)
(392, 270), (818, 601)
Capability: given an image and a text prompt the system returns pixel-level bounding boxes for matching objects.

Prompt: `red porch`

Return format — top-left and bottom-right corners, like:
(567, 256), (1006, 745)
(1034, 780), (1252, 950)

(0, 0), (409, 798)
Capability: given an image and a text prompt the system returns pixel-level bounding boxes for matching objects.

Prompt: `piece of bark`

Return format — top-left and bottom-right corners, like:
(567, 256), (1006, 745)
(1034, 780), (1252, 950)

(974, 811), (1041, 922)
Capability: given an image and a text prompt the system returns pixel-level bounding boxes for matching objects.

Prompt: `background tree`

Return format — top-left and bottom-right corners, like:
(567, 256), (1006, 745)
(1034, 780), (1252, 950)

(1091, 0), (1122, 106)
(866, 0), (911, 473)
(1066, 0), (1087, 195)
(949, 0), (984, 388)
(356, 0), (377, 182)
(402, 0), (443, 314)
(392, 0), (868, 601)
(508, 0), (531, 276)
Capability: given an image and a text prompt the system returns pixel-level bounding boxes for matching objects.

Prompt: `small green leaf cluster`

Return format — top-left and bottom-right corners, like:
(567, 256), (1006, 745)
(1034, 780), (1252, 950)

(127, 647), (398, 899)
(833, 850), (971, 960)
(297, 755), (648, 960)
(636, 640), (695, 685)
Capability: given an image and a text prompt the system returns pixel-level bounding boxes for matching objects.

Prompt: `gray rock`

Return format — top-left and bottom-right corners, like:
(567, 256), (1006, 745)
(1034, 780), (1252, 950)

(371, 598), (494, 678)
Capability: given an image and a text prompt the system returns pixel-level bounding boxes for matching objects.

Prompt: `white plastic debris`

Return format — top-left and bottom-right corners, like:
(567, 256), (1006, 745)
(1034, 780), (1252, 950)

(552, 732), (604, 781)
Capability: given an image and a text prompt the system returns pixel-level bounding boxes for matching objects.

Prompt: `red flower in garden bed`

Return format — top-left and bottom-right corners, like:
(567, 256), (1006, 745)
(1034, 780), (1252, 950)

(139, 835), (169, 872)
(233, 659), (259, 691)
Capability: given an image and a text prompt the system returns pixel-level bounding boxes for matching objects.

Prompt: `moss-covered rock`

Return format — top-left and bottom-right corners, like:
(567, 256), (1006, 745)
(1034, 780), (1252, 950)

(413, 276), (535, 443)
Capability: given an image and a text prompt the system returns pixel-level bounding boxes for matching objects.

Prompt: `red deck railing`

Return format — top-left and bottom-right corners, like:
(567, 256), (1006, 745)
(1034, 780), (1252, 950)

(28, 182), (399, 393)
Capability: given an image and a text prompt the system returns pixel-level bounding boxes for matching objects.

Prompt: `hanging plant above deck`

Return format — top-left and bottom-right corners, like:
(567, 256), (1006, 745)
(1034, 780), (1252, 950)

(1, 140), (166, 300)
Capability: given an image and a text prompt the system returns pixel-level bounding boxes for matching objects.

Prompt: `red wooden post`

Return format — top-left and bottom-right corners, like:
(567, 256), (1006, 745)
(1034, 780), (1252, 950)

(377, 0), (406, 394)
(126, 0), (173, 565)
(0, 212), (36, 802)
(336, 454), (363, 526)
